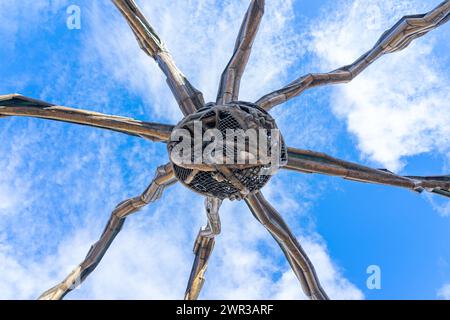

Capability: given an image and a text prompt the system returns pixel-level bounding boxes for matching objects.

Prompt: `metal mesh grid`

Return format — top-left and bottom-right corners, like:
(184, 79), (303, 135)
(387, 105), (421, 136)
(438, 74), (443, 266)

(170, 102), (285, 199)
(174, 165), (193, 182)
(190, 171), (239, 199)
(217, 111), (241, 132)
(233, 167), (271, 193)
(173, 164), (271, 199)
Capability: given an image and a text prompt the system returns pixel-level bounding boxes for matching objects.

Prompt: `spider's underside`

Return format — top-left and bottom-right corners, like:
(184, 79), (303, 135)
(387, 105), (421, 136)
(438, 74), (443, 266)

(1, 0), (449, 300)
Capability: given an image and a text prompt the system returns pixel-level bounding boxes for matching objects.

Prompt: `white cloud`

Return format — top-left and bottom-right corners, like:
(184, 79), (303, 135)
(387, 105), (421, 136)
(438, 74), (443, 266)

(308, 0), (450, 171)
(438, 283), (450, 299)
(88, 0), (302, 122)
(269, 235), (363, 300)
(0, 0), (365, 300)
(425, 192), (450, 217)
(0, 123), (44, 214)
(0, 191), (362, 300)
(0, 0), (69, 49)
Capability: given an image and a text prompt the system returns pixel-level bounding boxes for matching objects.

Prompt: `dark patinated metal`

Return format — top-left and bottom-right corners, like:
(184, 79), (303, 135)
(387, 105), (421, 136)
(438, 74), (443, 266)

(168, 101), (286, 200)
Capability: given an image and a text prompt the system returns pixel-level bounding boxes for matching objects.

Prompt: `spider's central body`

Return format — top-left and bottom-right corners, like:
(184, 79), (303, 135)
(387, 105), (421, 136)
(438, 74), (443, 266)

(167, 101), (286, 200)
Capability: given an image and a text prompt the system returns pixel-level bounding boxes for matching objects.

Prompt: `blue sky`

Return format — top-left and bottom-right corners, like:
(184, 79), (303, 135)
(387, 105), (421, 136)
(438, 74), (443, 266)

(0, 0), (449, 299)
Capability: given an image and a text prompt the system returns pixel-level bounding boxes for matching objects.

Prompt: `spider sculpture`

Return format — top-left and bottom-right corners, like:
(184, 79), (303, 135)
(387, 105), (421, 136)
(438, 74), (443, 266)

(1, 0), (449, 300)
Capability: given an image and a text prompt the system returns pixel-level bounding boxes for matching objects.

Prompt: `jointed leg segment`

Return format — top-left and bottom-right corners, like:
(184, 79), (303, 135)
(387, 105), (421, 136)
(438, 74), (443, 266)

(184, 197), (222, 300)
(112, 0), (205, 115)
(0, 94), (174, 142)
(285, 147), (450, 198)
(245, 192), (329, 300)
(38, 163), (176, 300)
(216, 0), (265, 104)
(256, 1), (450, 110)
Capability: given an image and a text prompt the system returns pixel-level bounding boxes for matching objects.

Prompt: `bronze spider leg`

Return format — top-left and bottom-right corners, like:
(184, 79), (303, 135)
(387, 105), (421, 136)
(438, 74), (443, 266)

(245, 192), (329, 300)
(112, 0), (205, 115)
(0, 94), (174, 142)
(216, 0), (265, 104)
(284, 147), (450, 198)
(255, 0), (450, 111)
(38, 164), (177, 300)
(184, 197), (222, 300)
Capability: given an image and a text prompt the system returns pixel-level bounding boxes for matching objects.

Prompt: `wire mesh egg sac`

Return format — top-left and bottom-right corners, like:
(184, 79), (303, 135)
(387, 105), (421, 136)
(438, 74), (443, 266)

(168, 102), (287, 200)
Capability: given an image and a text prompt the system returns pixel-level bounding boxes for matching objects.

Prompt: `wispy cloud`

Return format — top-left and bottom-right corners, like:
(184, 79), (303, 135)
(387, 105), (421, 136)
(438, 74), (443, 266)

(307, 0), (450, 171)
(438, 283), (450, 299)
(0, 0), (397, 300)
(0, 0), (68, 48)
(87, 0), (303, 122)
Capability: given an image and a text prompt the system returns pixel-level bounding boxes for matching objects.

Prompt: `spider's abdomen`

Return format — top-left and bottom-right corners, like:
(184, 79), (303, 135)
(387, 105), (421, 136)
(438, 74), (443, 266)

(167, 102), (287, 200)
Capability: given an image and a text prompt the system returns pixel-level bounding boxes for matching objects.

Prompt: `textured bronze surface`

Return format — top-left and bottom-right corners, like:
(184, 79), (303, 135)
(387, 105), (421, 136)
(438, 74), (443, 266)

(217, 0), (264, 104)
(285, 147), (450, 197)
(168, 101), (286, 200)
(112, 0), (204, 115)
(184, 197), (222, 300)
(0, 94), (174, 142)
